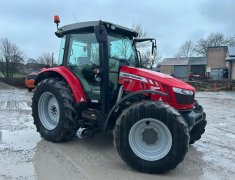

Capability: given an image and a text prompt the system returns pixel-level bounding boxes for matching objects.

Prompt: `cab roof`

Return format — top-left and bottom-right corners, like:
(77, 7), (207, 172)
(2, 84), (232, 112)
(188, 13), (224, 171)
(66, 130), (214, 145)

(55, 20), (138, 38)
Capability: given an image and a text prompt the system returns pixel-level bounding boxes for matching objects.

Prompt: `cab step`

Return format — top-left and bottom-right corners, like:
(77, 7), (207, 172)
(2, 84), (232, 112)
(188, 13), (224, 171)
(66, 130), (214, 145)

(82, 109), (97, 120)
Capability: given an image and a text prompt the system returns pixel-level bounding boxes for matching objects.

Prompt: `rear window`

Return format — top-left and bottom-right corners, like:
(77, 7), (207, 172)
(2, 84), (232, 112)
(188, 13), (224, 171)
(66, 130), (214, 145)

(26, 74), (37, 80)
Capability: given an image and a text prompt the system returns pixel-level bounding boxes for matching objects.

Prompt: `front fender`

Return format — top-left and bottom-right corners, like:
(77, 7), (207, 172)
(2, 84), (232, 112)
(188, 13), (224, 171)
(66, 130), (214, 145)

(104, 90), (167, 130)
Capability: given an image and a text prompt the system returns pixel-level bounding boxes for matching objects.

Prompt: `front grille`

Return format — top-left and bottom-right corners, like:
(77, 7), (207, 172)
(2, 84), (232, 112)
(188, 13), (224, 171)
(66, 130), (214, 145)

(174, 92), (195, 105)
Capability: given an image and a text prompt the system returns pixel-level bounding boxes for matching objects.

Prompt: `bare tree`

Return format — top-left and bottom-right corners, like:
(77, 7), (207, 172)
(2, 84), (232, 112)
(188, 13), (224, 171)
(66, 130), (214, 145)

(142, 49), (162, 69)
(37, 53), (53, 67)
(131, 23), (162, 68)
(132, 23), (148, 48)
(175, 40), (196, 58)
(195, 32), (235, 56)
(0, 38), (24, 78)
(27, 58), (38, 64)
(111, 23), (148, 59)
(115, 39), (131, 59)
(132, 23), (147, 39)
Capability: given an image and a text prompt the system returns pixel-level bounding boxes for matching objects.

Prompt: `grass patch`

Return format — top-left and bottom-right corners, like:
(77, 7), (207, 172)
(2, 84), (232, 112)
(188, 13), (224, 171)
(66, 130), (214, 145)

(0, 72), (26, 78)
(188, 80), (235, 91)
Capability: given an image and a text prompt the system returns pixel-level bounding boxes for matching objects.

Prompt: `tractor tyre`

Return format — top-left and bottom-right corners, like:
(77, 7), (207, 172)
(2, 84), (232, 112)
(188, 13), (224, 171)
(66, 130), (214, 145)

(194, 99), (203, 111)
(113, 101), (189, 174)
(189, 100), (207, 144)
(32, 78), (79, 142)
(189, 117), (207, 144)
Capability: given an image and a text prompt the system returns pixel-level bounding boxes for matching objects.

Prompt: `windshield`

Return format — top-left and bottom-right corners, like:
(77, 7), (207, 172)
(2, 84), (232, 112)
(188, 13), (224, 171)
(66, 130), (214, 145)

(108, 34), (138, 66)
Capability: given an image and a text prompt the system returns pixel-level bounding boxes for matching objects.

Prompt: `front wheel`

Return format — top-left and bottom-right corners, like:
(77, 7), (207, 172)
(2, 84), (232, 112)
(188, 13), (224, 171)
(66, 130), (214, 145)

(32, 78), (79, 142)
(190, 100), (207, 144)
(128, 118), (172, 161)
(113, 101), (189, 174)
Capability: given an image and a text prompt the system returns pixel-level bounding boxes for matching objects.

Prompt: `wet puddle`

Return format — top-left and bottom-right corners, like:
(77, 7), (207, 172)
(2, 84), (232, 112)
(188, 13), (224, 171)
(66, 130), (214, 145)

(0, 130), (41, 179)
(0, 130), (41, 150)
(0, 101), (31, 111)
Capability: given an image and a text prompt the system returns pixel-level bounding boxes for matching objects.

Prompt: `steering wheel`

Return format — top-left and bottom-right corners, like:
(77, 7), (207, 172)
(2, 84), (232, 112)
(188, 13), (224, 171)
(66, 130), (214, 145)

(82, 64), (100, 83)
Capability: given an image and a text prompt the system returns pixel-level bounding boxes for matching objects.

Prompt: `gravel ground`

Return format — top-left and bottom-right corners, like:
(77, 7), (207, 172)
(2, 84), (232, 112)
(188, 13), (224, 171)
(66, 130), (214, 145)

(0, 83), (235, 180)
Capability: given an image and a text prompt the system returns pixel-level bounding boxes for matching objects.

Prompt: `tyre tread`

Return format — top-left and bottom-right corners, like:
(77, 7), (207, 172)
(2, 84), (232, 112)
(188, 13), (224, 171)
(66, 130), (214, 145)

(32, 78), (79, 142)
(113, 101), (189, 173)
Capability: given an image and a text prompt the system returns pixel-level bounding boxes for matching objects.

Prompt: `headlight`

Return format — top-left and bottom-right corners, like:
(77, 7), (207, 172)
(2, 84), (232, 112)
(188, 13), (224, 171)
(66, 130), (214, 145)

(173, 87), (194, 95)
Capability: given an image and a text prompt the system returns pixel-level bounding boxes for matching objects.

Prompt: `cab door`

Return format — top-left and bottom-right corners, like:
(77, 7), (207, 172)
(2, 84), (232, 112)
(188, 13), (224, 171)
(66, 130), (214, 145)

(66, 33), (100, 102)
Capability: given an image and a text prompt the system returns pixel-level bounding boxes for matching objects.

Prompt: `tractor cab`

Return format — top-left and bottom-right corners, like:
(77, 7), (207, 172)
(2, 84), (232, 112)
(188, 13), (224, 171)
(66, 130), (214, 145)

(54, 19), (156, 113)
(57, 23), (137, 101)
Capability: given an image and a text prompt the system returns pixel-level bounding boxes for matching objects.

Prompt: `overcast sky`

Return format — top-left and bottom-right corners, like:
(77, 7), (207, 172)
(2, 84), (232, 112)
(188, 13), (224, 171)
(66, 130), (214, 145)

(0, 0), (234, 62)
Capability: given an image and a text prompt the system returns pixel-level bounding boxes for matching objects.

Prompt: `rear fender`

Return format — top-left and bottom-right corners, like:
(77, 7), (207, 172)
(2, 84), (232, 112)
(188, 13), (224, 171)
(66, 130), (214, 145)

(35, 66), (87, 103)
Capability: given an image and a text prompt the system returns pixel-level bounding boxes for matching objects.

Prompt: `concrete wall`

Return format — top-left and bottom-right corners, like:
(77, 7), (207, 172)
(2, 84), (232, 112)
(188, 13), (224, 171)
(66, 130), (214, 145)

(160, 65), (174, 75)
(207, 47), (227, 69)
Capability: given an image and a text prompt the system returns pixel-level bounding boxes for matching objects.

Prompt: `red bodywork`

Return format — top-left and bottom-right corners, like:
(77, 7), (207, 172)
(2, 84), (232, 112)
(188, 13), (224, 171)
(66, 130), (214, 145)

(38, 65), (195, 110)
(25, 73), (38, 90)
(189, 73), (208, 80)
(119, 66), (195, 110)
(25, 77), (36, 89)
(25, 69), (48, 90)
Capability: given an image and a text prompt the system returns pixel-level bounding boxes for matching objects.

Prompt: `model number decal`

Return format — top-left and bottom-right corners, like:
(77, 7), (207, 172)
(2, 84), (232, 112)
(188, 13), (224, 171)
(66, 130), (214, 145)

(119, 72), (148, 83)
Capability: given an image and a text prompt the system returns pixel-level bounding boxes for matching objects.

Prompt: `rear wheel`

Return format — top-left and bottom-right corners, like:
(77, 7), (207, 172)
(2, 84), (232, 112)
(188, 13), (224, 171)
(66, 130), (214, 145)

(113, 101), (189, 173)
(32, 78), (79, 142)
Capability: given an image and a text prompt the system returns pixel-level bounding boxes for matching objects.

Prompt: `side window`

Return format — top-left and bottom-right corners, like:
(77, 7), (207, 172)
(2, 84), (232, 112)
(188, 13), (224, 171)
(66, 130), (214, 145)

(58, 36), (66, 65)
(67, 34), (99, 67)
(91, 43), (99, 65)
(68, 35), (88, 66)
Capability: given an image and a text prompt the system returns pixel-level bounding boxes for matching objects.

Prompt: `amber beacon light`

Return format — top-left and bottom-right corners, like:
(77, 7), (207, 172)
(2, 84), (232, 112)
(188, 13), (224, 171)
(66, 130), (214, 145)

(54, 15), (60, 24)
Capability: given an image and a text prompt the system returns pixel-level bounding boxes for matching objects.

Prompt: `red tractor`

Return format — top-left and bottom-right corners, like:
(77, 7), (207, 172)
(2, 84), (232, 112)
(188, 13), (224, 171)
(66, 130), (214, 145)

(32, 16), (206, 173)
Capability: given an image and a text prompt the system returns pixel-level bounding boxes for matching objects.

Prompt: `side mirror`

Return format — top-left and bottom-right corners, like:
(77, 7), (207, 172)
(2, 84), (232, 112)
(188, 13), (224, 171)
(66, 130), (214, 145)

(151, 40), (156, 55)
(94, 24), (108, 43)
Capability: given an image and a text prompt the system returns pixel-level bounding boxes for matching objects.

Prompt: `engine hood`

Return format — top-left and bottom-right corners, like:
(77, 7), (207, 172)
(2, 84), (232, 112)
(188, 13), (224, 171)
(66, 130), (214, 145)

(120, 66), (195, 91)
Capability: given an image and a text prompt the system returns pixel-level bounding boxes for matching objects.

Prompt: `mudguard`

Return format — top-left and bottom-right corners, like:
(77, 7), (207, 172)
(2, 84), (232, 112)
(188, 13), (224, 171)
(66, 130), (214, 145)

(104, 90), (167, 130)
(35, 66), (87, 103)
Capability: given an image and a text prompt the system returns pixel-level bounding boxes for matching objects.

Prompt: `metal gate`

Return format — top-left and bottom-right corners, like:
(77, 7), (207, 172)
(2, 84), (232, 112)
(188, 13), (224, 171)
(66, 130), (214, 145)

(210, 69), (223, 80)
